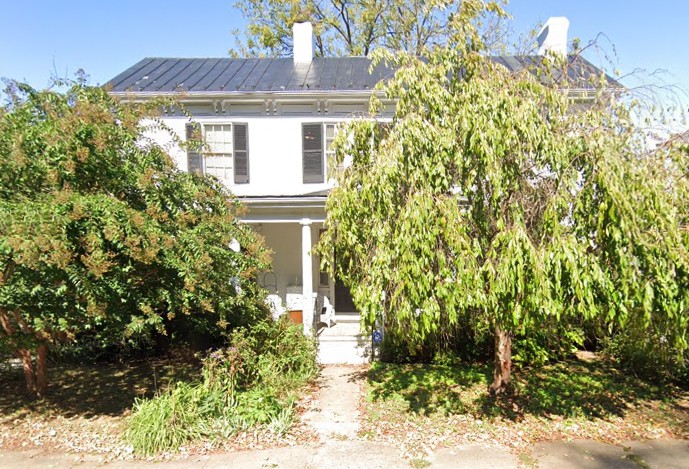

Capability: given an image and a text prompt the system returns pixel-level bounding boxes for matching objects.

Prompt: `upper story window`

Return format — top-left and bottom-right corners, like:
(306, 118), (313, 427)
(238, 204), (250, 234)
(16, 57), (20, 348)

(186, 122), (249, 184)
(302, 123), (337, 184)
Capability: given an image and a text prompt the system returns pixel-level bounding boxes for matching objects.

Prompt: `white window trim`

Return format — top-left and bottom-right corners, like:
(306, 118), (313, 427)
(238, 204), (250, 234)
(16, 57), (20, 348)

(191, 121), (249, 184)
(202, 123), (233, 183)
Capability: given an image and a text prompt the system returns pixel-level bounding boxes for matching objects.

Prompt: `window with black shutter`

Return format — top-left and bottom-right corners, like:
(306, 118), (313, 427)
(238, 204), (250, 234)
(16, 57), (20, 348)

(185, 122), (249, 184)
(302, 123), (324, 183)
(204, 124), (233, 182)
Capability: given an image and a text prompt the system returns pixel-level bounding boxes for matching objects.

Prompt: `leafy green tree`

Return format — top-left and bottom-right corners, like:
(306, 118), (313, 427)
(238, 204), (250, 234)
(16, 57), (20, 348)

(317, 0), (689, 392)
(0, 79), (269, 397)
(231, 0), (507, 57)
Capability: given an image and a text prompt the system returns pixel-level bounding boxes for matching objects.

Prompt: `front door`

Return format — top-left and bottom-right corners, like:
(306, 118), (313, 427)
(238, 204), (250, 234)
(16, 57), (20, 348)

(334, 278), (357, 313)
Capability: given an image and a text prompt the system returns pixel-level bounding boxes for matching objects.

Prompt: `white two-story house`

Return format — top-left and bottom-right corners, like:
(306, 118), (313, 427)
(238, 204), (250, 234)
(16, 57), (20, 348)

(108, 20), (613, 363)
(109, 23), (393, 362)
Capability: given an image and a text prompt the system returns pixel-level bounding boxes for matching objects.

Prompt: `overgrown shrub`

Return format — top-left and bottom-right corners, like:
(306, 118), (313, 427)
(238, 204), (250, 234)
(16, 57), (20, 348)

(228, 317), (318, 393)
(604, 321), (689, 385)
(512, 320), (586, 367)
(380, 313), (590, 369)
(125, 317), (317, 455)
(379, 311), (493, 364)
(0, 80), (270, 397)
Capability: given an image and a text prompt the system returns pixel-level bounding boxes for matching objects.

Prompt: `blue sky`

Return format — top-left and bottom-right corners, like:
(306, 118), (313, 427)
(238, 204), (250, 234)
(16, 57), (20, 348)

(1, 0), (688, 103)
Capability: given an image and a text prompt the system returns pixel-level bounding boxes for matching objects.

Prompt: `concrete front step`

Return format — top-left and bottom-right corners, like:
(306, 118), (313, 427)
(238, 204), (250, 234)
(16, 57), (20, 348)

(318, 336), (372, 364)
(316, 317), (372, 364)
(333, 314), (360, 323)
(318, 321), (361, 337)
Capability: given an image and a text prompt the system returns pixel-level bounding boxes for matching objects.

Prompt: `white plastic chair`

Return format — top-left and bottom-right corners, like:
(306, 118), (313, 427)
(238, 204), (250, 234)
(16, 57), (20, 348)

(320, 296), (336, 328)
(265, 294), (286, 321)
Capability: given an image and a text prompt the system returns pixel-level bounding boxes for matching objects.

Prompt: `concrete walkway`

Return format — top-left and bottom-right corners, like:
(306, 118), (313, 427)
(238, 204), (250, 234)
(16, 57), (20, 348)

(1, 365), (688, 468)
(301, 365), (363, 440)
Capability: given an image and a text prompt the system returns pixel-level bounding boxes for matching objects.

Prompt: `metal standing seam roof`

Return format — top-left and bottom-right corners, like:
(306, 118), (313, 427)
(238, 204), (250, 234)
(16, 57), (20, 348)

(107, 55), (618, 94)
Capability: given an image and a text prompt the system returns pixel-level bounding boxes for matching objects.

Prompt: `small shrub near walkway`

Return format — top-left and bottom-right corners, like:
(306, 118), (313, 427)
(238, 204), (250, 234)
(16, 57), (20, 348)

(361, 358), (689, 461)
(125, 318), (318, 456)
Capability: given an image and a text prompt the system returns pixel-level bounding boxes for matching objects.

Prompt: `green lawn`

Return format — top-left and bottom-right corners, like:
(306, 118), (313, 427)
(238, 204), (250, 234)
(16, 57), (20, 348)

(362, 358), (689, 460)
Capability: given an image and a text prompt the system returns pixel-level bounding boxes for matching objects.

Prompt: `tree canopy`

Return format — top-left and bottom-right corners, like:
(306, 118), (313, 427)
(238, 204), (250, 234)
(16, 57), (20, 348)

(0, 79), (269, 396)
(231, 0), (507, 57)
(317, 0), (689, 390)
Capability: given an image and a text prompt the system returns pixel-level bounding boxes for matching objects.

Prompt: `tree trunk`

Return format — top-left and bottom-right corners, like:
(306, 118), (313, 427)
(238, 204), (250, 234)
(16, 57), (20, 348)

(36, 343), (48, 396)
(17, 345), (48, 398)
(491, 323), (512, 394)
(18, 348), (37, 397)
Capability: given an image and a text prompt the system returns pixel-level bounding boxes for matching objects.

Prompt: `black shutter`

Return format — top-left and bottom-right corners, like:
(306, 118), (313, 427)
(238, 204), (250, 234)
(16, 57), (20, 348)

(185, 122), (203, 175)
(303, 123), (324, 183)
(233, 123), (249, 184)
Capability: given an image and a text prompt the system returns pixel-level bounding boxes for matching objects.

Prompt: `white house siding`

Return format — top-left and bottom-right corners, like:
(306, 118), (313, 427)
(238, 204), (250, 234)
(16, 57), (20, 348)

(155, 113), (362, 197)
(140, 118), (189, 171)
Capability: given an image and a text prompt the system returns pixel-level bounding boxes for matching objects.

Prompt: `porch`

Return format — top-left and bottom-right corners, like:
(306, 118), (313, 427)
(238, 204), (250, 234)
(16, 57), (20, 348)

(242, 196), (370, 364)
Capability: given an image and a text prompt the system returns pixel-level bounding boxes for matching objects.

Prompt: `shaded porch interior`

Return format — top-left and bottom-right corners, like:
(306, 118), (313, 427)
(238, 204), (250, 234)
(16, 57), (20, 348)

(251, 221), (358, 332)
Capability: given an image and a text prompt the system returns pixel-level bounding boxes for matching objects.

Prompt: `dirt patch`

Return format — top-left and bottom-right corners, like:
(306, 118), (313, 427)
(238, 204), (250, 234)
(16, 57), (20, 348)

(0, 358), (198, 457)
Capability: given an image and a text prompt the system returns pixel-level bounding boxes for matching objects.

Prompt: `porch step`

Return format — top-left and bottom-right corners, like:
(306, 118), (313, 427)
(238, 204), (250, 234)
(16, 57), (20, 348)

(316, 318), (371, 364)
(318, 336), (372, 365)
(317, 321), (361, 337)
(334, 314), (360, 323)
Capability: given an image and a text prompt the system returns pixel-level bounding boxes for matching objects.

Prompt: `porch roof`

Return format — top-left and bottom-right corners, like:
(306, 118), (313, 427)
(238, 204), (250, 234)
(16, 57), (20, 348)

(240, 195), (327, 224)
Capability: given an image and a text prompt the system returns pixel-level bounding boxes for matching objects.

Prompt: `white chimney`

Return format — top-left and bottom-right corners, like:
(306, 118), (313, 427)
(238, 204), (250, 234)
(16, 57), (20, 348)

(293, 22), (314, 63)
(537, 17), (570, 58)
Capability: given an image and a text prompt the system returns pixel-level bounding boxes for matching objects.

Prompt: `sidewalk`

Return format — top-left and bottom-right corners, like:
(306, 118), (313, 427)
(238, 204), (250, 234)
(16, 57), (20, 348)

(1, 438), (688, 469)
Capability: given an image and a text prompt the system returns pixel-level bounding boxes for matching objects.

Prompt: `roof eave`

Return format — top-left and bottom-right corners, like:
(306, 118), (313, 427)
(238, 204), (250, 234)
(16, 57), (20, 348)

(108, 89), (385, 102)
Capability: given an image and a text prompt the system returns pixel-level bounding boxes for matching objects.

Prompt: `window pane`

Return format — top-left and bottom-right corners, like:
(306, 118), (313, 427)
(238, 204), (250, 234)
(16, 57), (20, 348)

(303, 124), (322, 151)
(205, 124), (232, 154)
(319, 271), (329, 286)
(205, 155), (233, 181)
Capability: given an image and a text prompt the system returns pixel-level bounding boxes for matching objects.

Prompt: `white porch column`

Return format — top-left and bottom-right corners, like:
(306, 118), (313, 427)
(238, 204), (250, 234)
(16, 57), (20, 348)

(301, 219), (314, 335)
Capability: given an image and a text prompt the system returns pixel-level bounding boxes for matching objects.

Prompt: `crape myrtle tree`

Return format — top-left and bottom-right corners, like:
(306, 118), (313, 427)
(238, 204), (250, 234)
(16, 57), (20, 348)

(231, 0), (509, 57)
(0, 79), (270, 397)
(316, 0), (689, 392)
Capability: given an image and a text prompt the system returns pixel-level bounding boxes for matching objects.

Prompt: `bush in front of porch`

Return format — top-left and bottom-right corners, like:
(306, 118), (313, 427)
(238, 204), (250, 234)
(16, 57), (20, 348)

(125, 316), (318, 455)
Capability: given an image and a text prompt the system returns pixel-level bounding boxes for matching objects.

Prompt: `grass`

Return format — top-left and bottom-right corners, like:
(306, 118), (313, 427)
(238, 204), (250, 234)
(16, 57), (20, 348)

(0, 319), (321, 458)
(409, 458), (431, 468)
(125, 381), (208, 456)
(361, 358), (689, 460)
